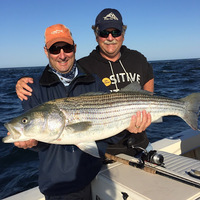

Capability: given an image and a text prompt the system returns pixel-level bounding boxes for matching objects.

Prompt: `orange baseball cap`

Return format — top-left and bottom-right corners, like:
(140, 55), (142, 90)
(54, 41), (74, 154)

(45, 24), (74, 49)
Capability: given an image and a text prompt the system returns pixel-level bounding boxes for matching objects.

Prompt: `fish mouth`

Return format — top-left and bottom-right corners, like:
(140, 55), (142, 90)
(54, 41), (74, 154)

(3, 123), (21, 143)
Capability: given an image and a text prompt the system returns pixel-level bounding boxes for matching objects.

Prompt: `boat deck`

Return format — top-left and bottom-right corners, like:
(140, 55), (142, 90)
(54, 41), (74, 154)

(92, 152), (200, 200)
(157, 151), (200, 187)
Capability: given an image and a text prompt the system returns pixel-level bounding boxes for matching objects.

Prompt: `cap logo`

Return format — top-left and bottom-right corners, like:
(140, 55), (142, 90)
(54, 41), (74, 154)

(103, 12), (118, 21)
(51, 30), (64, 34)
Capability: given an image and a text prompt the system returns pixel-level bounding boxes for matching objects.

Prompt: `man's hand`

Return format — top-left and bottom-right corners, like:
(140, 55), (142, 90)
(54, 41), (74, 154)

(16, 77), (33, 101)
(14, 139), (38, 149)
(7, 132), (38, 149)
(127, 110), (151, 133)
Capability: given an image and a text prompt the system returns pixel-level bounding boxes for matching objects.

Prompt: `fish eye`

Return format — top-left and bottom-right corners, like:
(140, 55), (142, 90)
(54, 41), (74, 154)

(21, 117), (29, 124)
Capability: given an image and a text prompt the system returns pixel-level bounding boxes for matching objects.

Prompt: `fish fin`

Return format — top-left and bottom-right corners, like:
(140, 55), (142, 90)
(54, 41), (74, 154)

(121, 82), (153, 95)
(66, 122), (92, 132)
(181, 93), (200, 130)
(77, 142), (100, 158)
(121, 82), (142, 92)
(152, 117), (163, 123)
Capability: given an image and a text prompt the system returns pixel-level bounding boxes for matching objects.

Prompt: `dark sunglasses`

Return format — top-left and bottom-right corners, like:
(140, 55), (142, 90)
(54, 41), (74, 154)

(48, 44), (74, 55)
(98, 29), (122, 38)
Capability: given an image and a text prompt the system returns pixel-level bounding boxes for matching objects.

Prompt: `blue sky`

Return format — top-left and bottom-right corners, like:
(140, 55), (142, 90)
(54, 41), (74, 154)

(0, 0), (199, 68)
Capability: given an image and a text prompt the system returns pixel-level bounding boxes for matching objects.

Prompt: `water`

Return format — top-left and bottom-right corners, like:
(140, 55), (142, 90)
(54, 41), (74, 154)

(0, 58), (200, 198)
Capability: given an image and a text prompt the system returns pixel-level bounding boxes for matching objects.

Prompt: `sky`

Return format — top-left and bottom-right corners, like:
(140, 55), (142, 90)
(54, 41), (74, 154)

(0, 0), (199, 68)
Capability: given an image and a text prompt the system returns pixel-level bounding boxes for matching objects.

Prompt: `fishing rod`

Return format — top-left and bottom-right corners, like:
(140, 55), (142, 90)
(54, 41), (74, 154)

(105, 149), (164, 174)
(105, 150), (200, 188)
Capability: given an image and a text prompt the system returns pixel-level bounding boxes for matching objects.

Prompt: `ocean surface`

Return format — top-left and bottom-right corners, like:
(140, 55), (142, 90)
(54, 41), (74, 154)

(0, 58), (200, 198)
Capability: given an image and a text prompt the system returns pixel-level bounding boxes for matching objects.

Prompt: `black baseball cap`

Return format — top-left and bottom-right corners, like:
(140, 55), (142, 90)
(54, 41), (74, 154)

(94, 8), (123, 31)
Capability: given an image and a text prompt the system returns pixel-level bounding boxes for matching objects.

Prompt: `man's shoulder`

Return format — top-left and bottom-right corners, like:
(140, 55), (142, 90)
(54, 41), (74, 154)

(77, 52), (104, 73)
(78, 55), (93, 70)
(78, 50), (97, 64)
(121, 46), (147, 61)
(27, 77), (40, 89)
(121, 45), (144, 56)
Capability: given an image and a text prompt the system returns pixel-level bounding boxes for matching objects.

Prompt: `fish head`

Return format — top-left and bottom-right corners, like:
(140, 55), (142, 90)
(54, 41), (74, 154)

(3, 103), (66, 143)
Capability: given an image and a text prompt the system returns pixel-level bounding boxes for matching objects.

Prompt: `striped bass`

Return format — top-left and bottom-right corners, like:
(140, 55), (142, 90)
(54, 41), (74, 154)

(3, 89), (200, 157)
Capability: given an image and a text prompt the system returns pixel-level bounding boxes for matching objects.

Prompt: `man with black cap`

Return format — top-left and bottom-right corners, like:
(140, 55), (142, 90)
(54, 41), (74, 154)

(16, 8), (153, 156)
(78, 8), (154, 156)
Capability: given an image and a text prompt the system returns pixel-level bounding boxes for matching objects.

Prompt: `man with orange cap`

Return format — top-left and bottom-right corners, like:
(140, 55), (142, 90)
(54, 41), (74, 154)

(13, 24), (118, 200)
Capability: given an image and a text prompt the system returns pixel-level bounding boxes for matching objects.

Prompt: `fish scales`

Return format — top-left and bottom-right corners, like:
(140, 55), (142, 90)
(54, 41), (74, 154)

(55, 92), (187, 124)
(51, 92), (191, 144)
(64, 95), (178, 121)
(3, 91), (200, 156)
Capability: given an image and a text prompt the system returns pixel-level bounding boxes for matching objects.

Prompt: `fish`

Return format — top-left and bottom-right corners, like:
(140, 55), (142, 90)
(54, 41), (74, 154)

(2, 87), (200, 157)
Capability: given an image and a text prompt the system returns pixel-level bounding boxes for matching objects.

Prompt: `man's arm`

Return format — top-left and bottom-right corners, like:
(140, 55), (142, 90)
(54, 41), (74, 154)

(16, 77), (33, 100)
(143, 78), (154, 92)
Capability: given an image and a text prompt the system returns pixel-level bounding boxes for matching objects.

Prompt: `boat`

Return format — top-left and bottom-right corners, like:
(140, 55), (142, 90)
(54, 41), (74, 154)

(3, 129), (200, 200)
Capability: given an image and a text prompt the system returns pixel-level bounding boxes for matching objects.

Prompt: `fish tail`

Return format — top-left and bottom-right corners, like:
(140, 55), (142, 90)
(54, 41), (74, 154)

(181, 93), (200, 130)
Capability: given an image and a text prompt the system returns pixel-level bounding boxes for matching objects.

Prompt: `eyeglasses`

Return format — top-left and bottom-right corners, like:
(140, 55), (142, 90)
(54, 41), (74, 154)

(98, 29), (122, 38)
(48, 44), (74, 54)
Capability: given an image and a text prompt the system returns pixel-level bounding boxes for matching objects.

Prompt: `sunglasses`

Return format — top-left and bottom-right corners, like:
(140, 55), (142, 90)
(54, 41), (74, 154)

(98, 29), (122, 38)
(48, 44), (74, 54)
